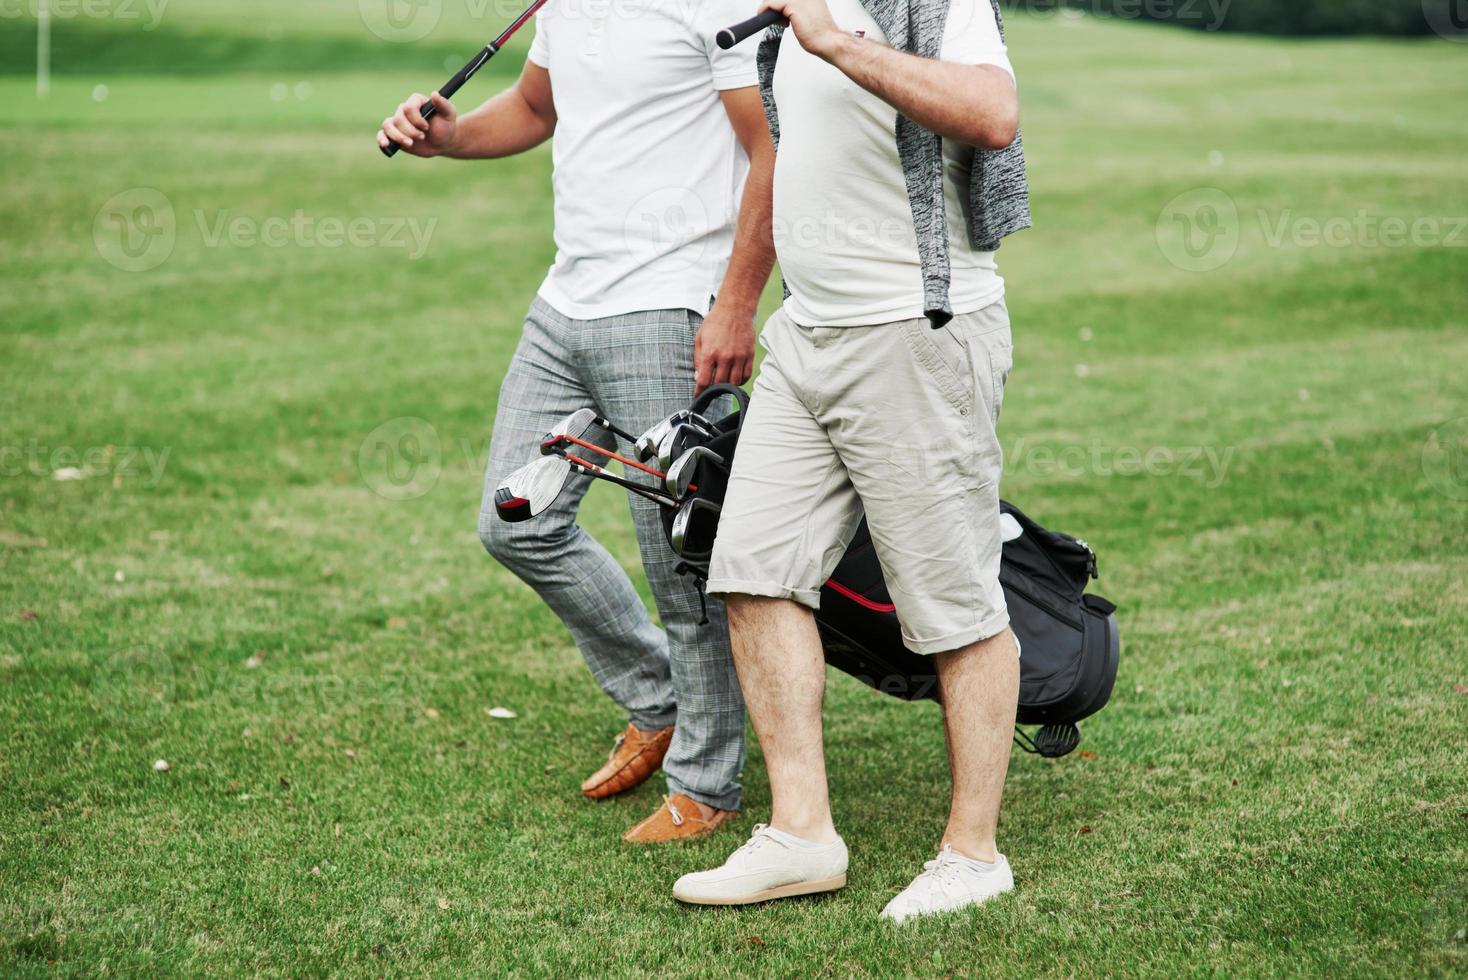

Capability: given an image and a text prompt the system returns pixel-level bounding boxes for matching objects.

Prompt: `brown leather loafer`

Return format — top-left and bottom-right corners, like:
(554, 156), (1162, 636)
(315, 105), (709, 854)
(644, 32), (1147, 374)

(581, 723), (674, 800)
(622, 793), (736, 844)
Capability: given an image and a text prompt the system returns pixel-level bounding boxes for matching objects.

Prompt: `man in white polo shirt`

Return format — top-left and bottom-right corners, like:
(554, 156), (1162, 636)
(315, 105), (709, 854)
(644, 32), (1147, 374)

(378, 0), (776, 842)
(673, 0), (1032, 919)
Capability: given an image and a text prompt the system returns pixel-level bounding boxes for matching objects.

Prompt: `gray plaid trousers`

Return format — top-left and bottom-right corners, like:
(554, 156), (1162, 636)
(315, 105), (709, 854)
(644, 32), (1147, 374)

(477, 297), (745, 811)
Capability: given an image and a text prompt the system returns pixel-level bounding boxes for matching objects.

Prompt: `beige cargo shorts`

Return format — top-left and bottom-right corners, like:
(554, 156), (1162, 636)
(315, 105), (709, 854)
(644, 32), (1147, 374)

(706, 299), (1014, 655)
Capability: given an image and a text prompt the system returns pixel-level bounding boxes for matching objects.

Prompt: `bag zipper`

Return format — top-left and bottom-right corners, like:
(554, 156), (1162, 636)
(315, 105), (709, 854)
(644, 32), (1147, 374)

(1075, 538), (1099, 579)
(1002, 573), (1083, 631)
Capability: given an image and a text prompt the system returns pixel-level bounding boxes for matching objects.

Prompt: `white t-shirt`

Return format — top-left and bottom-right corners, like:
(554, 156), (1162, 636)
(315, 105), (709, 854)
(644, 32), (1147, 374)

(528, 0), (759, 320)
(772, 0), (1015, 327)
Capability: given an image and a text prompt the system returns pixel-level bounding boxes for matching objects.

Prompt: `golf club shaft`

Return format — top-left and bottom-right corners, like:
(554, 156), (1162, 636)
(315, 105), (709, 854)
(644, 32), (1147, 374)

(593, 415), (638, 443)
(381, 0), (550, 158)
(550, 434), (668, 481)
(559, 452), (678, 508)
(716, 9), (783, 50)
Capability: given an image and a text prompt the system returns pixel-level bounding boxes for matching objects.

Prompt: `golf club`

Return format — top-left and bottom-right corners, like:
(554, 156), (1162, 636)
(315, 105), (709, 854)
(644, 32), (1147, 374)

(594, 415), (639, 444)
(545, 444), (680, 509)
(634, 417), (675, 464)
(549, 409), (638, 445)
(543, 429), (671, 482)
(633, 382), (746, 463)
(715, 9), (784, 50)
(634, 410), (718, 464)
(669, 497), (722, 560)
(538, 409), (654, 470)
(494, 454), (575, 522)
(665, 445), (727, 500)
(543, 408), (599, 445)
(656, 420), (717, 472)
(379, 0), (553, 158)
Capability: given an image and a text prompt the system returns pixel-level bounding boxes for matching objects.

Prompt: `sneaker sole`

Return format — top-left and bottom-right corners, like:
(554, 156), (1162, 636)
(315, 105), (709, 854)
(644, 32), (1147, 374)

(673, 874), (847, 906)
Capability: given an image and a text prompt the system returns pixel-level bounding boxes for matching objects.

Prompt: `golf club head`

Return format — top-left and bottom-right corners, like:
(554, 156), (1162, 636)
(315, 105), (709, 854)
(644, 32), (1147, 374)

(669, 497), (722, 560)
(664, 445), (728, 500)
(656, 420), (717, 472)
(540, 407), (599, 455)
(634, 409), (720, 464)
(493, 455), (574, 523)
(634, 417), (675, 463)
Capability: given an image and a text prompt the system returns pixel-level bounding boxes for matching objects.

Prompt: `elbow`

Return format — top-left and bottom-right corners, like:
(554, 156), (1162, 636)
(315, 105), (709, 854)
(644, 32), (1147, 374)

(973, 107), (1019, 151)
(959, 66), (1019, 150)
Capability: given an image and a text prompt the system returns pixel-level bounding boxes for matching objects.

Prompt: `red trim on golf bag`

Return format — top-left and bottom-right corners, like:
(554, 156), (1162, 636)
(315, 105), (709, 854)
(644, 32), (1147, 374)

(823, 578), (897, 613)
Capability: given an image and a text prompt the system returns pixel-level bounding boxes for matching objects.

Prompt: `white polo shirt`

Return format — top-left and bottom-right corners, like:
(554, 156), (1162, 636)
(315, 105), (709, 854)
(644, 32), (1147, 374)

(771, 0), (1015, 327)
(528, 0), (759, 320)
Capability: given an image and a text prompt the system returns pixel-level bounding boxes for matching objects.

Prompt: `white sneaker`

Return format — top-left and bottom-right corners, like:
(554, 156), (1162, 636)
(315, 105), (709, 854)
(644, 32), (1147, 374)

(672, 824), (848, 906)
(879, 846), (1014, 923)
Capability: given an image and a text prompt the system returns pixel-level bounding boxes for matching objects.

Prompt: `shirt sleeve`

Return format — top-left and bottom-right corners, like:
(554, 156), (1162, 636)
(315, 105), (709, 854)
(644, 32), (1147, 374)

(527, 15), (550, 69)
(700, 0), (760, 90)
(941, 0), (1014, 83)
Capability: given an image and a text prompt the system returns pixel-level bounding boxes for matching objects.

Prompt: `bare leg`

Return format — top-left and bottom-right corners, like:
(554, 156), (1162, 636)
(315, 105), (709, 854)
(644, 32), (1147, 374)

(725, 594), (840, 844)
(934, 626), (1020, 863)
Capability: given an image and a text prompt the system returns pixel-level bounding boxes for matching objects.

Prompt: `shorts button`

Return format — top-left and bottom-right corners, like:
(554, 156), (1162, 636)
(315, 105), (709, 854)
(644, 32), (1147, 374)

(960, 407), (969, 416)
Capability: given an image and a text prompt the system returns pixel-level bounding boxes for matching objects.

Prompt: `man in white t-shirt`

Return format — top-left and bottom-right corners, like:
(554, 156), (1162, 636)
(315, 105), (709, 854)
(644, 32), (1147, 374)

(378, 0), (776, 843)
(673, 0), (1029, 920)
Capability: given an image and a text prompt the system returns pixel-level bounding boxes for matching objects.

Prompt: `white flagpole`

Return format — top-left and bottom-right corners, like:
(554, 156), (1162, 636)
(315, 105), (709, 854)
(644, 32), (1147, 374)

(37, 0), (51, 99)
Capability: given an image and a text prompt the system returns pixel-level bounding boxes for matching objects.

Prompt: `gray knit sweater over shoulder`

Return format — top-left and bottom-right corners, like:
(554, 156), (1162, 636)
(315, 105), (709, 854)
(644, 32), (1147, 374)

(756, 0), (1031, 327)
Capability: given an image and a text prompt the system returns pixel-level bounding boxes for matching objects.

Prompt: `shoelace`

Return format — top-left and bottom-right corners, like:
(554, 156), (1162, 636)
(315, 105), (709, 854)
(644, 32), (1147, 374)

(606, 732), (627, 763)
(663, 794), (684, 827)
(916, 846), (966, 889)
(731, 823), (778, 859)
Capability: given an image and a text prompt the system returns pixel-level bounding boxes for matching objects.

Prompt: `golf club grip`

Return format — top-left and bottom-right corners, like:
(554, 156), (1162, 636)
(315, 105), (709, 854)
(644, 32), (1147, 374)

(716, 9), (782, 50)
(380, 44), (494, 158)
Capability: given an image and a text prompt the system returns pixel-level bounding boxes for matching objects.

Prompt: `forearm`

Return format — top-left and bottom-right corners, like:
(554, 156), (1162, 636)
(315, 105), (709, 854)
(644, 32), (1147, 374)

(717, 145), (777, 317)
(821, 36), (1018, 150)
(444, 87), (554, 159)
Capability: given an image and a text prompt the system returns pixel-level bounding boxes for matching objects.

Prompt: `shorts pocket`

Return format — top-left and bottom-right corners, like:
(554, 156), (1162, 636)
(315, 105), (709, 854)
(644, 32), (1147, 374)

(951, 306), (1013, 426)
(986, 329), (1013, 424)
(901, 319), (975, 417)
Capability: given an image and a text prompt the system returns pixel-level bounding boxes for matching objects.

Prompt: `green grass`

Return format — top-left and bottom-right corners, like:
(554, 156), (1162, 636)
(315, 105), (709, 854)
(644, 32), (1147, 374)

(3, 7), (1467, 977)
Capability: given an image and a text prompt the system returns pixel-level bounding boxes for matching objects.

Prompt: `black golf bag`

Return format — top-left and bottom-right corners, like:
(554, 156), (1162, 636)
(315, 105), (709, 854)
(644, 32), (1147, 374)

(660, 386), (1121, 759)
